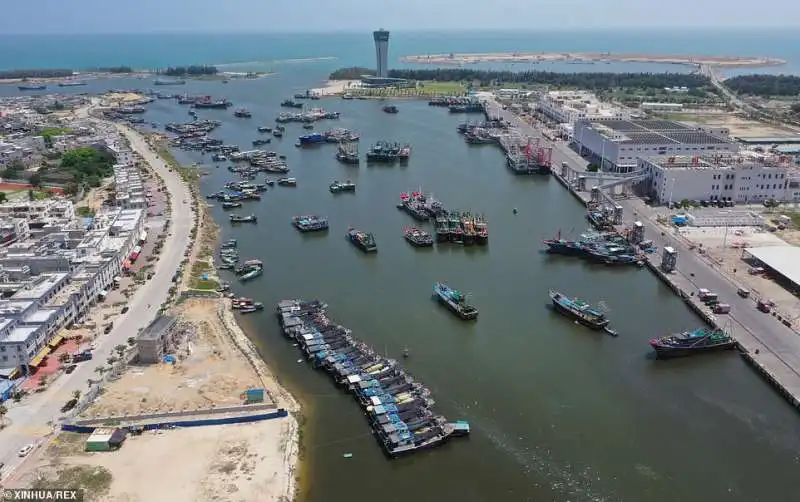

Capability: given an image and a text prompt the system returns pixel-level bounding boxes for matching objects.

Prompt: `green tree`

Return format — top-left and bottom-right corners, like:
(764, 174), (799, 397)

(28, 172), (42, 188)
(0, 192), (7, 203)
(60, 147), (115, 185)
(0, 403), (7, 426)
(27, 189), (34, 201)
(1, 159), (25, 179)
(64, 182), (80, 197)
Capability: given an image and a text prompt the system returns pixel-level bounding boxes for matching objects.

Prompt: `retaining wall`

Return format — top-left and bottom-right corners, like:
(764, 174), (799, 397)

(73, 402), (277, 426)
(62, 408), (288, 433)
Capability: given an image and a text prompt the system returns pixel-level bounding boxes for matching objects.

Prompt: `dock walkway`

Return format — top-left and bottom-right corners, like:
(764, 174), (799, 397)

(484, 96), (800, 409)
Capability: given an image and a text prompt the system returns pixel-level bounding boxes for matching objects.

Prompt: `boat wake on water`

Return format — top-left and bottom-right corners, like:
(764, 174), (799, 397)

(444, 399), (612, 502)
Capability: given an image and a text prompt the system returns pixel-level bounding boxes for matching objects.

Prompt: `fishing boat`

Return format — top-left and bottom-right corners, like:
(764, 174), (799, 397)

(257, 126), (272, 133)
(221, 201), (242, 209)
(299, 132), (327, 146)
(474, 216), (489, 245)
(549, 290), (609, 329)
(154, 79), (186, 86)
(280, 100), (303, 109)
(329, 180), (356, 193)
(383, 105), (399, 114)
(302, 124), (314, 130)
(434, 215), (450, 242)
(277, 177), (297, 187)
(649, 328), (736, 358)
(58, 81), (87, 87)
(433, 282), (478, 320)
(234, 109), (252, 118)
(239, 266), (263, 282)
(18, 84), (46, 91)
(273, 129), (284, 138)
(366, 141), (401, 163)
(347, 228), (377, 253)
(252, 139), (271, 146)
(194, 96), (232, 109)
(404, 227), (433, 247)
(230, 214), (257, 223)
(336, 142), (360, 165)
(292, 215), (329, 232)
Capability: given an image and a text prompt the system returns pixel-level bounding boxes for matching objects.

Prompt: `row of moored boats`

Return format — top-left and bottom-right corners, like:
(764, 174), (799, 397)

(277, 300), (470, 457)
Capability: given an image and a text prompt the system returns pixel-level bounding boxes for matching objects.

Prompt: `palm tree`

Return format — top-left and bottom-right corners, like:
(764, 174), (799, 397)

(72, 390), (82, 401)
(0, 403), (8, 427)
(94, 366), (106, 376)
(114, 344), (126, 357)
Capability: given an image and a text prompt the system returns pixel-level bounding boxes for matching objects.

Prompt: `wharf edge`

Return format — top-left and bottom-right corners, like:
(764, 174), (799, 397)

(485, 97), (800, 412)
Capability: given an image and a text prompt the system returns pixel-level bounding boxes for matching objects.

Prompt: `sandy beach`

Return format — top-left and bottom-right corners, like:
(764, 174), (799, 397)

(310, 79), (360, 96)
(401, 52), (787, 68)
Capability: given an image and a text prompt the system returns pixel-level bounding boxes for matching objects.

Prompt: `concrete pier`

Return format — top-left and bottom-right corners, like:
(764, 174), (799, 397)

(485, 96), (800, 411)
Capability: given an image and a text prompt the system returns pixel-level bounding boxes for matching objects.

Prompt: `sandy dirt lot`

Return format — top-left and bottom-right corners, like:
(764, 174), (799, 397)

(669, 112), (798, 138)
(79, 299), (261, 419)
(13, 419), (297, 502)
(679, 226), (800, 318)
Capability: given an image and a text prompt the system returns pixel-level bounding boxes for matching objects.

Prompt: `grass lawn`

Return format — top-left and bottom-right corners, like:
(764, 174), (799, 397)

(416, 80), (468, 95)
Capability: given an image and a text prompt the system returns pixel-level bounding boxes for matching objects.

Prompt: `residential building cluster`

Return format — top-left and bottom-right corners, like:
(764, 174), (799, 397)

(0, 143), (147, 373)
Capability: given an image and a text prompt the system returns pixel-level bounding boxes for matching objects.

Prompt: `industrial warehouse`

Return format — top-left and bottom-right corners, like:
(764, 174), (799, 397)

(573, 119), (739, 172)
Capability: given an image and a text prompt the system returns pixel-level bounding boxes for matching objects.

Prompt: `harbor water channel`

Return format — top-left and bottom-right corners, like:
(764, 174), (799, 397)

(96, 73), (800, 501)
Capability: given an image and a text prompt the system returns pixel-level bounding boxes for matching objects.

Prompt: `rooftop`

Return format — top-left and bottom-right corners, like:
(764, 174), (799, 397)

(5, 324), (38, 344)
(643, 153), (794, 171)
(586, 119), (730, 146)
(138, 315), (177, 341)
(746, 246), (800, 288)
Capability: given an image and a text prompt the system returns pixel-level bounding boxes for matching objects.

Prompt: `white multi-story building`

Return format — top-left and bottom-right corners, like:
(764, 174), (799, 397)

(638, 153), (798, 205)
(0, 199), (145, 369)
(574, 119), (739, 173)
(0, 199), (76, 222)
(538, 91), (630, 130)
(113, 164), (146, 209)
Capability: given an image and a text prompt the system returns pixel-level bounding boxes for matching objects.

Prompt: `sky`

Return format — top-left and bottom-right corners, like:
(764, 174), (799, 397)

(1, 0), (799, 34)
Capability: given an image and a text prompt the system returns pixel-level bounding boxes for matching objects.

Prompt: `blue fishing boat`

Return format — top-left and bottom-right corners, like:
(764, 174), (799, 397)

(549, 290), (609, 329)
(299, 132), (327, 145)
(433, 282), (478, 320)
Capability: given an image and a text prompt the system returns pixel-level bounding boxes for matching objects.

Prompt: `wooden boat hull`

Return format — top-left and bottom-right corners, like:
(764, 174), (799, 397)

(550, 298), (608, 330)
(650, 341), (736, 359)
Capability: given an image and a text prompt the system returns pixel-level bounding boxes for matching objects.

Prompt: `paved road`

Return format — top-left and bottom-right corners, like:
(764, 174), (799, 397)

(0, 122), (193, 482)
(621, 199), (800, 383)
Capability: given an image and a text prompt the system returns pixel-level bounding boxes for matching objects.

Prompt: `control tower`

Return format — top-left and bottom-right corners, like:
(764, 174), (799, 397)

(373, 29), (390, 78)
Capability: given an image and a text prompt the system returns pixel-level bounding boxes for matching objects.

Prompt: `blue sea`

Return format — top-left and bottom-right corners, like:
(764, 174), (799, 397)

(1, 29), (799, 76)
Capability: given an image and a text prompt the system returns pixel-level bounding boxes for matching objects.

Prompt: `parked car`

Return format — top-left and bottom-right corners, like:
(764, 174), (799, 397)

(18, 444), (34, 457)
(121, 306), (129, 314)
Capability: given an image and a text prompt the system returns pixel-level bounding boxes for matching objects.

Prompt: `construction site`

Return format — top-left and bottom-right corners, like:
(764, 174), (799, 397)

(11, 298), (299, 502)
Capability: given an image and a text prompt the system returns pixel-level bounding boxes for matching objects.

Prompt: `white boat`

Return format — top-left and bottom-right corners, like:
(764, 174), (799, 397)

(277, 177), (297, 186)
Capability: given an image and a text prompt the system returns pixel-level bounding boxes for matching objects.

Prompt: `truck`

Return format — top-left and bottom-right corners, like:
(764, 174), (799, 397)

(71, 350), (93, 362)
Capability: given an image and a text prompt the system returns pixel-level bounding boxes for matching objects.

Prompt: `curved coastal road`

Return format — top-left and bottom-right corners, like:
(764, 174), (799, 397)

(0, 120), (193, 483)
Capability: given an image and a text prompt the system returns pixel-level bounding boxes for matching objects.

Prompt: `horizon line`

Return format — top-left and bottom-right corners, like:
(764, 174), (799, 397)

(2, 26), (799, 36)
